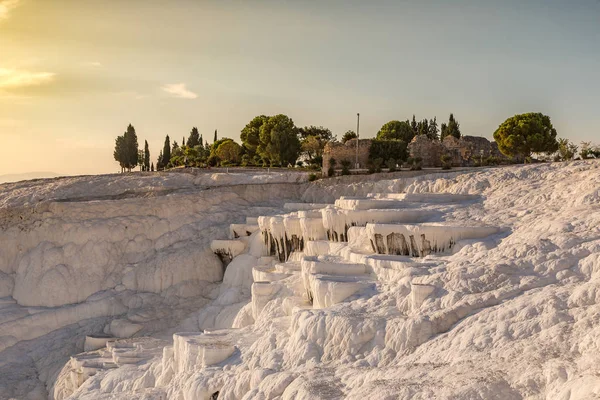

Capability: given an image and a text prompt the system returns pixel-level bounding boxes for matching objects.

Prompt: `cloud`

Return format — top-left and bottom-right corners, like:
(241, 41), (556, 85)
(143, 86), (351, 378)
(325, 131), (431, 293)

(0, 0), (20, 20)
(81, 61), (103, 68)
(162, 83), (197, 99)
(0, 68), (56, 88)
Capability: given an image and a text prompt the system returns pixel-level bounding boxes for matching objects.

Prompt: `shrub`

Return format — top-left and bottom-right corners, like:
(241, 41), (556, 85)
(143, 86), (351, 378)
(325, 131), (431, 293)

(386, 158), (396, 172)
(340, 160), (351, 175)
(370, 157), (383, 173)
(207, 155), (220, 167)
(440, 154), (452, 170)
(328, 157), (337, 177)
(296, 160), (304, 167)
(241, 154), (251, 167)
(407, 157), (422, 171)
(308, 173), (318, 182)
(369, 140), (408, 165)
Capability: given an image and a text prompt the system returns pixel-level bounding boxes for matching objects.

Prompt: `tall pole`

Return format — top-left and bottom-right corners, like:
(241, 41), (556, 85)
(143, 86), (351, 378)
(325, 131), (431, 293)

(356, 113), (360, 169)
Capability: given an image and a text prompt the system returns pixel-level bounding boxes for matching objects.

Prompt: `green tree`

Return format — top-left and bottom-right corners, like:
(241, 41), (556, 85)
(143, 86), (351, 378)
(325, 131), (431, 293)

(216, 140), (242, 165)
(428, 117), (439, 140)
(162, 135), (171, 168)
(214, 129), (218, 143)
(369, 140), (408, 163)
(417, 119), (429, 137)
(411, 115), (418, 136)
(556, 138), (578, 161)
(442, 113), (461, 139)
(299, 126), (333, 142)
(138, 149), (145, 171)
(151, 162), (155, 172)
(241, 115), (269, 158)
(258, 114), (301, 166)
(440, 123), (447, 139)
(188, 127), (201, 147)
(114, 124), (139, 171)
(342, 130), (357, 143)
(493, 112), (559, 159)
(157, 150), (164, 170)
(376, 120), (414, 143)
(144, 140), (150, 171)
(124, 125), (139, 171)
(113, 136), (127, 172)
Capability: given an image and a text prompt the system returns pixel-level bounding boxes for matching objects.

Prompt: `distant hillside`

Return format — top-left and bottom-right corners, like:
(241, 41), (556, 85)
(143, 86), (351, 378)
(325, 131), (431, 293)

(0, 172), (62, 184)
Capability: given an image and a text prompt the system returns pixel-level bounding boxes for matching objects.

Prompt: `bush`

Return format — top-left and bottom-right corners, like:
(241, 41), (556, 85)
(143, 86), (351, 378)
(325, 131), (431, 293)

(407, 157), (422, 171)
(207, 155), (220, 167)
(327, 157), (337, 177)
(296, 160), (304, 167)
(340, 160), (351, 175)
(369, 140), (408, 165)
(368, 158), (383, 173)
(241, 154), (251, 167)
(308, 173), (318, 182)
(386, 158), (396, 172)
(440, 154), (452, 170)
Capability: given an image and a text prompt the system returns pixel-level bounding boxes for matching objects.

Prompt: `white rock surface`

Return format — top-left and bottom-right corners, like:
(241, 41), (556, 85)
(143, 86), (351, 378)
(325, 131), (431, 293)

(5, 161), (600, 400)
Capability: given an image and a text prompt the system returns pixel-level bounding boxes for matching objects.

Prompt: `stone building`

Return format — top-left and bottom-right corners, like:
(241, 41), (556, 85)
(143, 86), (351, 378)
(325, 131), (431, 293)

(322, 139), (372, 175)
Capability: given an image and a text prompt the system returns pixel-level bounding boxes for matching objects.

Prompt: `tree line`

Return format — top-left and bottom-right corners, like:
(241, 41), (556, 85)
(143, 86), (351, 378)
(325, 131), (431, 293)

(114, 111), (598, 174)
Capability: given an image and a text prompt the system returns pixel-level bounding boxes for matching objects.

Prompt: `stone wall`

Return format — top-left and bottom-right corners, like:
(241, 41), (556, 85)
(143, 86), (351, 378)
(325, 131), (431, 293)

(323, 139), (372, 176)
(325, 135), (511, 171)
(408, 135), (445, 168)
(409, 135), (510, 167)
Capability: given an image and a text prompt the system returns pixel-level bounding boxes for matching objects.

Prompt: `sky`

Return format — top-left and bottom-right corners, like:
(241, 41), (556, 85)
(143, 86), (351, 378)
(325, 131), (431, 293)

(0, 0), (599, 176)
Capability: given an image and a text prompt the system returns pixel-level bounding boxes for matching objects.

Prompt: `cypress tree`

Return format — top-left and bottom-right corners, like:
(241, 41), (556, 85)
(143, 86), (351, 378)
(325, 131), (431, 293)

(418, 119), (429, 136)
(151, 162), (155, 172)
(182, 137), (186, 146)
(411, 115), (418, 136)
(123, 124), (139, 171)
(214, 129), (217, 143)
(445, 113), (461, 139)
(162, 135), (171, 167)
(440, 123), (448, 140)
(188, 127), (201, 147)
(144, 140), (150, 171)
(428, 117), (439, 140)
(157, 150), (164, 170)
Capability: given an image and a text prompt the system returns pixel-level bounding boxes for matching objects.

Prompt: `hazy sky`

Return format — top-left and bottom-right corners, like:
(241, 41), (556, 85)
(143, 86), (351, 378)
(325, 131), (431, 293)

(1, 0), (599, 176)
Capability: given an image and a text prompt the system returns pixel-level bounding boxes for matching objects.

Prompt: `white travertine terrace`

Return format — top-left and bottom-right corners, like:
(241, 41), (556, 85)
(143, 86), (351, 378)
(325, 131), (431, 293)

(368, 192), (481, 203)
(6, 162), (600, 399)
(210, 239), (247, 265)
(366, 223), (501, 256)
(322, 207), (439, 242)
(283, 203), (331, 211)
(229, 223), (260, 239)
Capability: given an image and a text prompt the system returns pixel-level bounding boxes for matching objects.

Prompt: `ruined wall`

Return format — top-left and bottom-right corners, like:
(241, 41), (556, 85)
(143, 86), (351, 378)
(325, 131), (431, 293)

(408, 135), (445, 167)
(326, 135), (511, 170)
(411, 135), (508, 167)
(323, 139), (372, 175)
